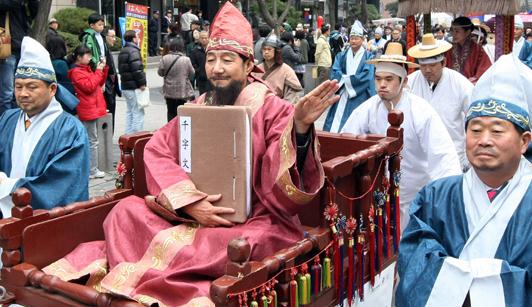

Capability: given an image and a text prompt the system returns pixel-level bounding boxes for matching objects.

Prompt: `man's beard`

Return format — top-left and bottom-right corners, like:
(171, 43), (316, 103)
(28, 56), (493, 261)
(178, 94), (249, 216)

(209, 79), (244, 105)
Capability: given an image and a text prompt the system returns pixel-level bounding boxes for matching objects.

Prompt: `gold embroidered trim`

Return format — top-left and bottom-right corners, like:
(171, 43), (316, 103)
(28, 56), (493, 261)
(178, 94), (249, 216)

(101, 224), (198, 297)
(275, 119), (324, 205)
(160, 180), (208, 211)
(43, 258), (108, 291)
(15, 67), (57, 82)
(207, 37), (253, 56)
(467, 99), (530, 128)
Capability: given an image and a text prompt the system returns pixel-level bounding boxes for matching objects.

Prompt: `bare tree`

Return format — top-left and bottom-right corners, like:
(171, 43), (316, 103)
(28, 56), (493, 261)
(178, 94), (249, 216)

(32, 0), (53, 44)
(256, 0), (295, 32)
(360, 0), (368, 25)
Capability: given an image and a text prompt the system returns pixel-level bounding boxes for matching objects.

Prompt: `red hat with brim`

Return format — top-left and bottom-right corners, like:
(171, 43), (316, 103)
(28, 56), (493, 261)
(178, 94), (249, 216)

(206, 2), (263, 73)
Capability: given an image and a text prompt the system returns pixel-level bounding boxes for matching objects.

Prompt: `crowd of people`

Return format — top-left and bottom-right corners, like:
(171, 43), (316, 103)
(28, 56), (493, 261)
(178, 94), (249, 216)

(0, 1), (531, 306)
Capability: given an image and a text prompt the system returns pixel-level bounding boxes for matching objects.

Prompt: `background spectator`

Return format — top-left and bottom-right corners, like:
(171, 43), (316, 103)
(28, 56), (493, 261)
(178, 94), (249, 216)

(157, 37), (195, 122)
(148, 10), (160, 56)
(103, 28), (121, 132)
(0, 0), (39, 115)
(68, 45), (109, 179)
(254, 24), (272, 63)
(294, 30), (309, 87)
(280, 31), (303, 70)
(190, 30), (211, 95)
(79, 13), (107, 71)
(118, 30), (147, 134)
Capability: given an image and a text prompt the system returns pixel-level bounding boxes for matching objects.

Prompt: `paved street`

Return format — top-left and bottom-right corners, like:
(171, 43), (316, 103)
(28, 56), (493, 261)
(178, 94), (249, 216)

(89, 59), (327, 197)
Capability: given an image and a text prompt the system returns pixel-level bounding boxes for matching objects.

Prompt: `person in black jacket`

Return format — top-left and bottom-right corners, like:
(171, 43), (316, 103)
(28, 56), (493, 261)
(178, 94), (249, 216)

(0, 0), (39, 115)
(148, 10), (160, 56)
(103, 28), (122, 133)
(190, 30), (211, 95)
(279, 31), (303, 70)
(118, 30), (147, 134)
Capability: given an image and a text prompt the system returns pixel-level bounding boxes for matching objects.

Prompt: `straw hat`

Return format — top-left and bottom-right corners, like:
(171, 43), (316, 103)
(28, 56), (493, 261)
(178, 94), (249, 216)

(471, 18), (491, 33)
(408, 34), (452, 59)
(367, 42), (419, 68)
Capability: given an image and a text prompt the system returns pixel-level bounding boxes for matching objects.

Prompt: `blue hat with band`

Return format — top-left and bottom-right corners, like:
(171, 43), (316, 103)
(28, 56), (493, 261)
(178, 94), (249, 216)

(466, 54), (532, 131)
(15, 37), (57, 83)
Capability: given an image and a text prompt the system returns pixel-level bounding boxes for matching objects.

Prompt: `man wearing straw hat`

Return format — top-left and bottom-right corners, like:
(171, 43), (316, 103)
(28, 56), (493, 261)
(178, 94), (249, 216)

(323, 21), (375, 133)
(341, 42), (461, 233)
(397, 54), (532, 307)
(408, 33), (474, 171)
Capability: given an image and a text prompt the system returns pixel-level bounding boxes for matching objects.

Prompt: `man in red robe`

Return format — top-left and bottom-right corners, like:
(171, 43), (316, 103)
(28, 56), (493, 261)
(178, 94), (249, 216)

(42, 3), (340, 306)
(445, 16), (492, 84)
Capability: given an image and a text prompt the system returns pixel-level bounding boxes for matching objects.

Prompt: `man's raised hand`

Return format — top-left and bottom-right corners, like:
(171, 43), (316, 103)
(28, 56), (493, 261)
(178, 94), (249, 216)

(294, 80), (340, 134)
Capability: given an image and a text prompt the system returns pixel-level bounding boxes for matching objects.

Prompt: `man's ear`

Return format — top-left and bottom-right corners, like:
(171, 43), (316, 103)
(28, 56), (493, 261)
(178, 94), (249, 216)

(49, 83), (58, 96)
(245, 59), (254, 75)
(521, 131), (532, 154)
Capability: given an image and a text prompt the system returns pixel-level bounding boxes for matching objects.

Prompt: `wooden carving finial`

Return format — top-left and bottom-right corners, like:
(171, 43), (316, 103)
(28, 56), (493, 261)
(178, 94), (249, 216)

(226, 237), (251, 277)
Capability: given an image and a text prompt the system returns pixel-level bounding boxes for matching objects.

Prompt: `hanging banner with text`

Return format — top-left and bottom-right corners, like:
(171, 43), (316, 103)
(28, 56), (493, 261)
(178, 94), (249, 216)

(125, 3), (148, 67)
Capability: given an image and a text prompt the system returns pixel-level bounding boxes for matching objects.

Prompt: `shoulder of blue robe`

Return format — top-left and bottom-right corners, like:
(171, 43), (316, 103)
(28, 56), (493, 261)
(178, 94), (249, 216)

(0, 108), (22, 174)
(495, 183), (532, 307)
(397, 175), (532, 307)
(396, 175), (470, 307)
(330, 49), (348, 80)
(13, 112), (90, 210)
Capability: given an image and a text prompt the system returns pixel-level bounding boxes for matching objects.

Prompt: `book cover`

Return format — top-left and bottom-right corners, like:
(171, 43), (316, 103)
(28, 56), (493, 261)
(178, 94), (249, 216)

(177, 104), (252, 223)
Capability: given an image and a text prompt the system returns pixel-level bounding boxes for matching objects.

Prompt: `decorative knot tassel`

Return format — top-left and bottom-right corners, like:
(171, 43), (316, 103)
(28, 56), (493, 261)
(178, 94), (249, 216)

(377, 208), (383, 271)
(311, 259), (322, 295)
(269, 290), (278, 307)
(394, 188), (401, 253)
(290, 279), (299, 307)
(347, 238), (354, 307)
(323, 255), (332, 289)
(385, 194), (392, 257)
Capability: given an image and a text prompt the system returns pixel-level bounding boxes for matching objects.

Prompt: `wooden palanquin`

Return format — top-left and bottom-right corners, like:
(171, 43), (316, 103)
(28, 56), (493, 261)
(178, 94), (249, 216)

(0, 111), (403, 306)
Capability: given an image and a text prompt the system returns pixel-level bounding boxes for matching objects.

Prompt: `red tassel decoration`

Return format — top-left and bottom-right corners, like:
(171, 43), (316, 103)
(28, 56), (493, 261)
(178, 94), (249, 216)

(356, 233), (365, 299)
(377, 206), (383, 271)
(290, 268), (299, 307)
(385, 192), (392, 257)
(346, 217), (357, 306)
(368, 207), (376, 286)
(311, 257), (322, 295)
(333, 226), (341, 294)
(347, 237), (354, 306)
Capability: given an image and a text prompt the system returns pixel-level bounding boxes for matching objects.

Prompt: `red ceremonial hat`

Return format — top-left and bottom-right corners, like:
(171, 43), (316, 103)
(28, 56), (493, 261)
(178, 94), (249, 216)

(207, 2), (262, 72)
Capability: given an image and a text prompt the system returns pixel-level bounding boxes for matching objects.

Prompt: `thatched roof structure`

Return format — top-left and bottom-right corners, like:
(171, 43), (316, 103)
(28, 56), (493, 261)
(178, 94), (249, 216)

(397, 0), (521, 17)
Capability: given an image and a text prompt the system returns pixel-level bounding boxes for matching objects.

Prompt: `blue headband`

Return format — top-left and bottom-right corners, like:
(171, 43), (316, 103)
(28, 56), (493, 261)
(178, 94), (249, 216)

(466, 99), (531, 131)
(15, 66), (57, 83)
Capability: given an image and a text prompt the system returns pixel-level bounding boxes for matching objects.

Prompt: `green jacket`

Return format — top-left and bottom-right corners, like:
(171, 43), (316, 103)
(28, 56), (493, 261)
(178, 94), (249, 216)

(79, 28), (106, 70)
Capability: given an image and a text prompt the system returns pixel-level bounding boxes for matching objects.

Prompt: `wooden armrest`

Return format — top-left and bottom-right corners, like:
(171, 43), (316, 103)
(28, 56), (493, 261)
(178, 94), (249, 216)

(210, 227), (331, 305)
(2, 263), (141, 306)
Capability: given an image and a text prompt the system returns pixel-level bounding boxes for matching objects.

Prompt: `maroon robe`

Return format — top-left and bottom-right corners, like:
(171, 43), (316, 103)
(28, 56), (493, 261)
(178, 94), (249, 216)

(43, 79), (324, 306)
(445, 39), (492, 84)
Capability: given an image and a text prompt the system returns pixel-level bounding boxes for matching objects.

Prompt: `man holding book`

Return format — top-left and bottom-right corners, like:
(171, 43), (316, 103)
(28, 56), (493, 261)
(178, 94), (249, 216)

(42, 3), (340, 306)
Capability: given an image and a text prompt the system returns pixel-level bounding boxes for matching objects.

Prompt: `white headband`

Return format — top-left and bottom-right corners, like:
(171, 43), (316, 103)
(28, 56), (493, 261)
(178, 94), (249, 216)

(375, 62), (407, 79)
(418, 54), (445, 65)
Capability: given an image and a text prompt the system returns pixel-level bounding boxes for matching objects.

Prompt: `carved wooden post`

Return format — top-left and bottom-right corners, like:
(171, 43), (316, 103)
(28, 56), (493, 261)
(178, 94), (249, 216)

(11, 188), (33, 219)
(118, 135), (134, 190)
(225, 238), (252, 277)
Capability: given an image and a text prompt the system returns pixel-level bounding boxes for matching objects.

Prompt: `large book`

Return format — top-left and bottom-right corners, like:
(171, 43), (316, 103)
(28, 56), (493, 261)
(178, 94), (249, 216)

(177, 104), (252, 223)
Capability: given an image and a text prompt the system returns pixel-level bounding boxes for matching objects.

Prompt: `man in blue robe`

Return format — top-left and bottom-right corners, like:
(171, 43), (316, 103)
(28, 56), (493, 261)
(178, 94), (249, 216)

(0, 37), (89, 217)
(323, 22), (375, 132)
(397, 54), (532, 307)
